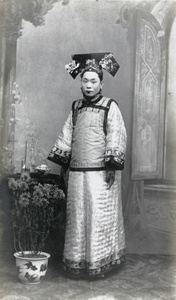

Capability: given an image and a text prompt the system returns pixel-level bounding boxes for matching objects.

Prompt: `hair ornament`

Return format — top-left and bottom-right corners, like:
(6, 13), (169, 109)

(65, 52), (120, 79)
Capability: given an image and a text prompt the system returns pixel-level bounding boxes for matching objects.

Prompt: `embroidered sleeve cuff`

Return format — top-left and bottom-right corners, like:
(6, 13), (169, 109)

(105, 150), (125, 170)
(47, 146), (71, 167)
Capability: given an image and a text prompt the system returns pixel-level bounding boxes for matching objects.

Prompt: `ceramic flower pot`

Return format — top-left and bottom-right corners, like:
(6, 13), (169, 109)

(14, 251), (50, 284)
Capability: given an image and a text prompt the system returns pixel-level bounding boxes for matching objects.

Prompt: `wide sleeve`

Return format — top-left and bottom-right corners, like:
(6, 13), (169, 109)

(47, 111), (73, 167)
(105, 101), (127, 170)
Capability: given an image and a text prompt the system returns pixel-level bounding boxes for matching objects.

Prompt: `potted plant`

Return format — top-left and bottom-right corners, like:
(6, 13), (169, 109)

(8, 171), (65, 284)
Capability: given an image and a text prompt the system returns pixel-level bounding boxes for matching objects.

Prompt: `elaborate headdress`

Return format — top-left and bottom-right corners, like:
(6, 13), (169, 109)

(65, 52), (120, 79)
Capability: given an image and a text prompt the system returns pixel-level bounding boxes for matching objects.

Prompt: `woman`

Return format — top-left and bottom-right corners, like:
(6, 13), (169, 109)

(48, 52), (127, 279)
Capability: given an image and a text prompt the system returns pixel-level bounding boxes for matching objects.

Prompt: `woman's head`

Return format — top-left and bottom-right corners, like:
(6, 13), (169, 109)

(81, 70), (103, 97)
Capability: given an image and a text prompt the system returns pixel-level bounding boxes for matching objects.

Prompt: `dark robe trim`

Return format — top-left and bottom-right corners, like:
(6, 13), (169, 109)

(105, 156), (124, 170)
(103, 99), (119, 136)
(69, 167), (106, 172)
(47, 151), (70, 167)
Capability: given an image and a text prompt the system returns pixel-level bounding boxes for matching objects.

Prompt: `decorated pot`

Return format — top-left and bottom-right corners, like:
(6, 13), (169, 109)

(14, 251), (50, 284)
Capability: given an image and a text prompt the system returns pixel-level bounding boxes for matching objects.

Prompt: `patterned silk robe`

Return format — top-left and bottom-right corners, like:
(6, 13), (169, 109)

(48, 95), (127, 277)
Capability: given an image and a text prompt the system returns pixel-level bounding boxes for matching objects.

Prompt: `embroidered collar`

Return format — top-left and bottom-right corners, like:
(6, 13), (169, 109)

(82, 94), (103, 106)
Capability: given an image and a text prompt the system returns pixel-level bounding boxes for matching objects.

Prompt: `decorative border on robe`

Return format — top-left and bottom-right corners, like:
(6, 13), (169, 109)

(62, 248), (125, 277)
(47, 146), (71, 166)
(105, 149), (125, 170)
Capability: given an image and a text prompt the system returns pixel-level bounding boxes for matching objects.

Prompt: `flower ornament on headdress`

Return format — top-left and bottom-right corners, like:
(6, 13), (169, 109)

(65, 52), (120, 79)
(65, 61), (81, 79)
(99, 53), (119, 76)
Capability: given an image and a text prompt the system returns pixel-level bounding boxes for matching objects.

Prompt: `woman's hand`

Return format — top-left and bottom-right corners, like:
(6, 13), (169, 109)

(106, 169), (115, 189)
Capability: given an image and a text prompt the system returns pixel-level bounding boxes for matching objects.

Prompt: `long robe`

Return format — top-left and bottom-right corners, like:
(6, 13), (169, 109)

(48, 95), (127, 277)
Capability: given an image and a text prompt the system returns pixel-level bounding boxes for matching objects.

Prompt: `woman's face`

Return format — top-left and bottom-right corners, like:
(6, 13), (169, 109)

(81, 71), (103, 97)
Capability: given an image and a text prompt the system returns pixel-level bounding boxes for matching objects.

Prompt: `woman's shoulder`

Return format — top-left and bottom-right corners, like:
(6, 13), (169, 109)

(101, 96), (119, 108)
(72, 98), (83, 109)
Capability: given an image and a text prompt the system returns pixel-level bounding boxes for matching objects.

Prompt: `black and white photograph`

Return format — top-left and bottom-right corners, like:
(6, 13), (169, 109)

(0, 0), (176, 299)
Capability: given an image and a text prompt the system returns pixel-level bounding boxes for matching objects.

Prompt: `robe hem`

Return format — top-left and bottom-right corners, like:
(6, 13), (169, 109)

(62, 250), (126, 278)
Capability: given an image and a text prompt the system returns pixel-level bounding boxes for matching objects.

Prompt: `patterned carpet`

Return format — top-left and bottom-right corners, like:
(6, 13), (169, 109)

(0, 254), (176, 300)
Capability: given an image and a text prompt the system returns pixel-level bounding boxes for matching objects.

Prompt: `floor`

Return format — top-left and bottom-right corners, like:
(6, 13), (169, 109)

(0, 254), (176, 300)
